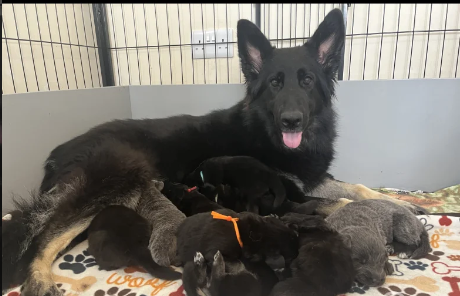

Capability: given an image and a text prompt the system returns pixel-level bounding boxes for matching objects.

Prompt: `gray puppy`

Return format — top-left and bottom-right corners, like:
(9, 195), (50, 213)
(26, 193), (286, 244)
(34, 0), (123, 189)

(326, 199), (431, 287)
(136, 180), (186, 267)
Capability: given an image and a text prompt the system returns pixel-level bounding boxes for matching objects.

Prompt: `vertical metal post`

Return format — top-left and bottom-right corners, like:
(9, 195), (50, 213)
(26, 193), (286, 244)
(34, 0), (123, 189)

(254, 4), (261, 28)
(338, 3), (349, 81)
(92, 4), (115, 87)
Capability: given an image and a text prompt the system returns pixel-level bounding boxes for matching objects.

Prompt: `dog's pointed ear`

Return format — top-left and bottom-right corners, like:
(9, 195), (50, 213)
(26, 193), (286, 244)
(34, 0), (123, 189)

(305, 8), (345, 78)
(237, 19), (274, 82)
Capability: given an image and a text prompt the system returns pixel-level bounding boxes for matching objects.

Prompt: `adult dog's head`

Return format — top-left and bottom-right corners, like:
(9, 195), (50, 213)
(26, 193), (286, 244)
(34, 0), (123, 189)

(237, 9), (344, 150)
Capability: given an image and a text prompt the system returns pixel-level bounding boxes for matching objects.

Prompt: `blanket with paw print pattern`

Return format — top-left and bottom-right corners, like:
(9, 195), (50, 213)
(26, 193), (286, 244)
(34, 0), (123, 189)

(3, 186), (460, 296)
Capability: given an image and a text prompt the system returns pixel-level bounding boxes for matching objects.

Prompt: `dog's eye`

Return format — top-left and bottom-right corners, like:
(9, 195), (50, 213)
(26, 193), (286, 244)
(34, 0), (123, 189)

(270, 79), (281, 87)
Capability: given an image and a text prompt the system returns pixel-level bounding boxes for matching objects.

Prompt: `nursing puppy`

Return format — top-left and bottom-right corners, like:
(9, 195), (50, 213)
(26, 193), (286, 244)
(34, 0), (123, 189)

(177, 208), (298, 267)
(136, 180), (186, 266)
(185, 156), (286, 214)
(326, 199), (431, 287)
(271, 213), (355, 296)
(87, 205), (181, 280)
(161, 181), (223, 216)
(183, 250), (278, 296)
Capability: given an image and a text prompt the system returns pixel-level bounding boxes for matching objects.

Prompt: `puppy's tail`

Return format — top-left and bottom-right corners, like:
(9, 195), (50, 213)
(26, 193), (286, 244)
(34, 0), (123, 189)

(182, 261), (201, 296)
(135, 248), (182, 281)
(410, 227), (432, 259)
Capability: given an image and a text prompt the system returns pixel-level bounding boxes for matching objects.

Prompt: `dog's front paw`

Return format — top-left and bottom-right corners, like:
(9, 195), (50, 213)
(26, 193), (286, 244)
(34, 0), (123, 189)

(194, 252), (205, 266)
(22, 275), (62, 296)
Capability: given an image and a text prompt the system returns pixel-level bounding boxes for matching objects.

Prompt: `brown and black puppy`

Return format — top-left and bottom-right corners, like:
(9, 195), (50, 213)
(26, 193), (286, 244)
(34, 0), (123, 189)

(270, 213), (355, 296)
(177, 208), (298, 268)
(185, 156), (286, 215)
(87, 205), (181, 280)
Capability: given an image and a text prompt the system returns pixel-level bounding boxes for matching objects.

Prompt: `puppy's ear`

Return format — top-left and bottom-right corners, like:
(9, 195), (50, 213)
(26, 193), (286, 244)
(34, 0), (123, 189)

(305, 8), (345, 79)
(237, 19), (274, 83)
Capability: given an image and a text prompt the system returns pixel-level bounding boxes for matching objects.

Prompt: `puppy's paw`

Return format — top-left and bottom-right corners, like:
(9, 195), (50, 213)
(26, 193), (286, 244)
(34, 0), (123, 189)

(385, 245), (395, 256)
(397, 252), (410, 259)
(194, 252), (205, 266)
(22, 275), (63, 296)
(384, 261), (395, 275)
(213, 250), (222, 262)
(213, 250), (225, 268)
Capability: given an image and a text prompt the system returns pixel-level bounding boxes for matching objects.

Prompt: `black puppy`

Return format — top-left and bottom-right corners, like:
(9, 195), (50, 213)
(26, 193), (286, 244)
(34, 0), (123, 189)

(183, 250), (278, 296)
(185, 156), (286, 214)
(87, 205), (181, 280)
(161, 181), (223, 216)
(270, 213), (355, 296)
(177, 208), (298, 268)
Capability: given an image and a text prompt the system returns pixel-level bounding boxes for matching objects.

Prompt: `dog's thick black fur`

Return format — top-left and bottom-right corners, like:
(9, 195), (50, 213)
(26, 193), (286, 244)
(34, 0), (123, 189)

(7, 10), (405, 296)
(87, 205), (181, 280)
(185, 156), (286, 214)
(270, 213), (355, 296)
(176, 208), (298, 266)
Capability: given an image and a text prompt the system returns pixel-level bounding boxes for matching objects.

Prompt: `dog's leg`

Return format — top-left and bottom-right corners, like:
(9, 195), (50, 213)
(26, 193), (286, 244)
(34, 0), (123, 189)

(21, 218), (92, 296)
(308, 175), (428, 215)
(21, 180), (141, 296)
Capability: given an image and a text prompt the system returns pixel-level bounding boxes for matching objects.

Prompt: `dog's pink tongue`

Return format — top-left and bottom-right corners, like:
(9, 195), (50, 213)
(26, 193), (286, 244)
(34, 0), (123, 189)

(282, 132), (302, 149)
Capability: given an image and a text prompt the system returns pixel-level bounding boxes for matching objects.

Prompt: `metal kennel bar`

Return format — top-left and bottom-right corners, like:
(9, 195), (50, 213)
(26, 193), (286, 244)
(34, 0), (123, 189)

(2, 4), (459, 94)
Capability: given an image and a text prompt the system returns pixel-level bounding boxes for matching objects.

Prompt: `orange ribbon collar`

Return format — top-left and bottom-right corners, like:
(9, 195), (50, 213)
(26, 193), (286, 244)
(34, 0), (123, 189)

(211, 211), (243, 248)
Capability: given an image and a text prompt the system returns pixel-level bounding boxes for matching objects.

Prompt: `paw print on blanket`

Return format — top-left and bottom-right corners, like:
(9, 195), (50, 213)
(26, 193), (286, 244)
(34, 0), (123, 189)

(348, 282), (369, 294)
(94, 286), (137, 296)
(447, 255), (460, 261)
(59, 250), (97, 274)
(403, 261), (429, 271)
(377, 285), (430, 296)
(434, 228), (453, 236)
(169, 285), (185, 296)
(418, 218), (434, 231)
(423, 251), (445, 261)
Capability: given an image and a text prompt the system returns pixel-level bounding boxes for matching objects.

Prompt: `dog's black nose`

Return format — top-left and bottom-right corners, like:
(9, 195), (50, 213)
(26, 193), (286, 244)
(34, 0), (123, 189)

(280, 111), (303, 129)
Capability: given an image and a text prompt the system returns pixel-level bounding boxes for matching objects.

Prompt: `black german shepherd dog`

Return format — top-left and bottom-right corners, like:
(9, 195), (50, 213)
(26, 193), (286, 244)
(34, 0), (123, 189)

(4, 9), (423, 296)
